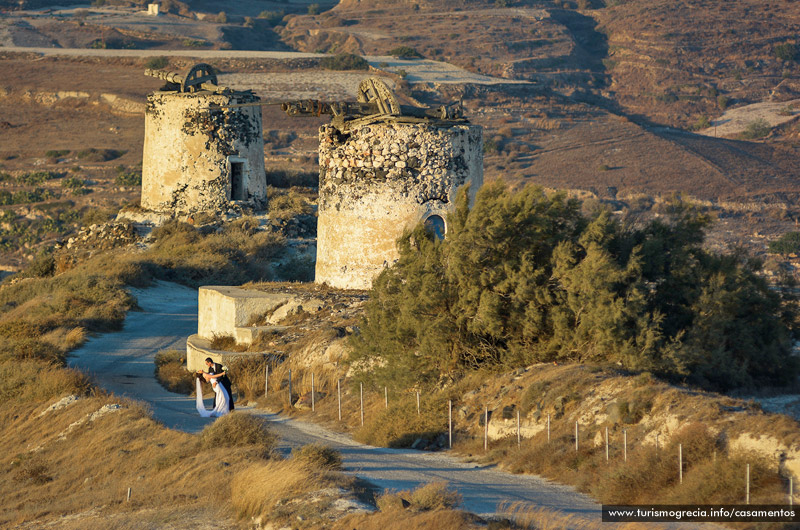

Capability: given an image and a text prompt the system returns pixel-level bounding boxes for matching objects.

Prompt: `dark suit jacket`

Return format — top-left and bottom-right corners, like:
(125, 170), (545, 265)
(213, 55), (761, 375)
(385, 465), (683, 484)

(208, 363), (234, 410)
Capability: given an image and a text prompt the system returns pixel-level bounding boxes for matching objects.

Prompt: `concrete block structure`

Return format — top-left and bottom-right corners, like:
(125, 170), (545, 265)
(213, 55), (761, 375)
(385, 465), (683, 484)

(141, 66), (266, 214)
(315, 121), (483, 289)
(187, 286), (324, 371)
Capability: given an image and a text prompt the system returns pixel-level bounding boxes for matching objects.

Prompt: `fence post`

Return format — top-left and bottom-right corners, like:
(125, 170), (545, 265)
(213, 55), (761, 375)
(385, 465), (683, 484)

(416, 391), (420, 415)
(288, 369), (292, 407)
(679, 443), (683, 485)
(624, 429), (627, 462)
(337, 379), (341, 421)
(575, 421), (578, 452)
(265, 364), (268, 397)
(127, 487), (131, 502)
(311, 373), (315, 412)
(656, 433), (659, 451)
(516, 409), (521, 448)
(746, 463), (750, 505)
(385, 386), (388, 409)
(605, 426), (609, 462)
(484, 406), (488, 452)
(547, 413), (551, 443)
(448, 399), (453, 449)
(360, 382), (364, 427)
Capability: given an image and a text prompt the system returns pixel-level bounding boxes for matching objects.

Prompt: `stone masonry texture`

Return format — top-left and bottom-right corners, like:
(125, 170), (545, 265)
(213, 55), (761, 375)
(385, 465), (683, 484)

(141, 90), (266, 214)
(316, 121), (483, 289)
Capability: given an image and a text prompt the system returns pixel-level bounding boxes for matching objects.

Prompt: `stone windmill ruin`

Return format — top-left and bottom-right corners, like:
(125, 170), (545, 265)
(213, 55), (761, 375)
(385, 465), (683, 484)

(282, 78), (483, 290)
(141, 64), (267, 215)
(140, 64), (482, 290)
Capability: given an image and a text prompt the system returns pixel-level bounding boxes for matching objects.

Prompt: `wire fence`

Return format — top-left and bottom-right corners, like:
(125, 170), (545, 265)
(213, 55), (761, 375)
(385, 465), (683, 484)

(255, 364), (797, 506)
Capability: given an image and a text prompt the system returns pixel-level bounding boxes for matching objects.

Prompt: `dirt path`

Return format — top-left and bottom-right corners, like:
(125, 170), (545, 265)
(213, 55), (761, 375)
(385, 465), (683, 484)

(65, 282), (603, 522)
(0, 46), (529, 86)
(699, 99), (800, 138)
(67, 281), (717, 528)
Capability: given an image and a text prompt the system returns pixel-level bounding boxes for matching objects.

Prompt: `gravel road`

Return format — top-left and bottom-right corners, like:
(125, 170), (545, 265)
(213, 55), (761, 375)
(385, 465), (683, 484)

(0, 46), (528, 86)
(66, 282), (603, 522)
(67, 281), (718, 528)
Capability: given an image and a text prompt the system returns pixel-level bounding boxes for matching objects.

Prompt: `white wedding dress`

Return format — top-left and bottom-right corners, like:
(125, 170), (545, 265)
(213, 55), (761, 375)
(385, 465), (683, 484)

(195, 377), (231, 417)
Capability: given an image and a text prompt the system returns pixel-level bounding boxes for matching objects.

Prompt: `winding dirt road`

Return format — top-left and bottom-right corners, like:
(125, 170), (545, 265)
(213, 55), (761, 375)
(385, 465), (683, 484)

(65, 282), (602, 521)
(67, 282), (717, 528)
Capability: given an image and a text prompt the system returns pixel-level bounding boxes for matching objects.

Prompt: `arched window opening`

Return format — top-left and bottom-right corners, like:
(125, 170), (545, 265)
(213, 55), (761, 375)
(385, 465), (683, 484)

(424, 214), (446, 240)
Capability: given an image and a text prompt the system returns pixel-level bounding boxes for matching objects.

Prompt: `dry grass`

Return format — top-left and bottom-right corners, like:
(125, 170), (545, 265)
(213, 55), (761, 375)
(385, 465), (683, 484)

(337, 482), (473, 530)
(0, 395), (240, 528)
(332, 509), (480, 530)
(153, 349), (194, 394)
(354, 394), (448, 448)
(231, 449), (355, 527)
(199, 412), (277, 455)
(292, 443), (343, 470)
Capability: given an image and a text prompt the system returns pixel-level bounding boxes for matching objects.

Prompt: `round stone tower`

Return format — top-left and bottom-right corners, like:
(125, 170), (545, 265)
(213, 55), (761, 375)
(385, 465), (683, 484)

(316, 121), (483, 289)
(141, 64), (266, 214)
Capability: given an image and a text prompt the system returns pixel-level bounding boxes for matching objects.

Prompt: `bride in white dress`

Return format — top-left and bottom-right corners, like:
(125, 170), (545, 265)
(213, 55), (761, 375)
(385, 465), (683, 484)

(195, 372), (231, 417)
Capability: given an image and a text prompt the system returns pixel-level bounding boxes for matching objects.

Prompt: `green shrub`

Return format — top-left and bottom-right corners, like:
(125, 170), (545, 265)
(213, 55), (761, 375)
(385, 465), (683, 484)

(115, 165), (141, 186)
(319, 53), (370, 71)
(257, 10), (285, 25)
(694, 115), (711, 130)
(45, 149), (70, 159)
(144, 56), (169, 70)
(741, 118), (771, 139)
(350, 182), (797, 391)
(774, 42), (797, 61)
(0, 188), (60, 205)
(17, 171), (57, 185)
(61, 176), (86, 190)
(76, 148), (125, 162)
(388, 46), (423, 59)
(215, 11), (227, 23)
(768, 231), (800, 255)
(307, 3), (320, 15)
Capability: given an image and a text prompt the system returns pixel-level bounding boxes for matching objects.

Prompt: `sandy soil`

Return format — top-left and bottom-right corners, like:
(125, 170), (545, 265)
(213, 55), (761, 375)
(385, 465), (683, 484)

(699, 99), (800, 138)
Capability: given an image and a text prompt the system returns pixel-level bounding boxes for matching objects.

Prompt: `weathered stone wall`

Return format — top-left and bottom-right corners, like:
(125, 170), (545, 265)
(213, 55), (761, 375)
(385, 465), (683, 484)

(316, 122), (482, 289)
(141, 91), (266, 214)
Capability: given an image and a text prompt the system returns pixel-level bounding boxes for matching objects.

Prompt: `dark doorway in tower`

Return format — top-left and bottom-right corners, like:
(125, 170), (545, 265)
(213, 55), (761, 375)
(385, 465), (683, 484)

(424, 214), (445, 240)
(230, 162), (244, 200)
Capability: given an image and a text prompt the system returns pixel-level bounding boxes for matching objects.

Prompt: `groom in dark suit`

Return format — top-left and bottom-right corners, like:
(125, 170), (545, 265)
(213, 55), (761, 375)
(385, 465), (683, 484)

(204, 357), (234, 411)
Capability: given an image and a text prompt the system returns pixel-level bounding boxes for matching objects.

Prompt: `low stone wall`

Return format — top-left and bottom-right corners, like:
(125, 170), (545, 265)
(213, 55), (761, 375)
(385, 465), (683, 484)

(186, 334), (268, 372)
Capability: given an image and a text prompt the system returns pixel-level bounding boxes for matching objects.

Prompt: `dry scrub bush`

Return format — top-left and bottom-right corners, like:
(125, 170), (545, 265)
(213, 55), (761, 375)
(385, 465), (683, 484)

(291, 443), (342, 470)
(0, 360), (91, 403)
(497, 502), (603, 530)
(354, 394), (447, 448)
(231, 458), (334, 521)
(154, 349), (194, 394)
(333, 509), (479, 530)
(409, 481), (462, 511)
(346, 483), (471, 530)
(227, 355), (269, 402)
(199, 412), (277, 456)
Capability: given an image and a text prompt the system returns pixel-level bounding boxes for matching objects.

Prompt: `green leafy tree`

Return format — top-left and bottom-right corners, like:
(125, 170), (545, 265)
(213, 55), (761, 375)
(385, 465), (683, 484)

(350, 183), (797, 391)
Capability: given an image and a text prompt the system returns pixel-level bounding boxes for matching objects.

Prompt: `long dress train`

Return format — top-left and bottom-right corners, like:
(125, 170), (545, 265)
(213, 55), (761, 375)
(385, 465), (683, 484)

(195, 377), (231, 417)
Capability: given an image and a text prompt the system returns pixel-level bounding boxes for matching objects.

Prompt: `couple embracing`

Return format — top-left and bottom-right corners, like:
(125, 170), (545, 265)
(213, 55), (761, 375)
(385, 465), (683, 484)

(195, 357), (234, 417)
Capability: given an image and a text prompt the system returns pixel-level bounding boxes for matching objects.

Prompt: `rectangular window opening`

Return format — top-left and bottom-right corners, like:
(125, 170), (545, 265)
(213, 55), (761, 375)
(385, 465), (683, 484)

(230, 162), (244, 200)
